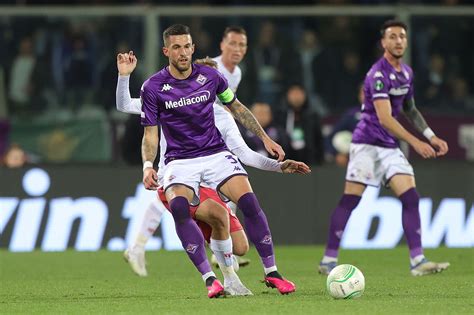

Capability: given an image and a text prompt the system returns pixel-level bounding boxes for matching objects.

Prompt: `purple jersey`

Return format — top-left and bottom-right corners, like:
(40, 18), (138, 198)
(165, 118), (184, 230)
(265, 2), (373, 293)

(141, 64), (236, 164)
(352, 57), (414, 148)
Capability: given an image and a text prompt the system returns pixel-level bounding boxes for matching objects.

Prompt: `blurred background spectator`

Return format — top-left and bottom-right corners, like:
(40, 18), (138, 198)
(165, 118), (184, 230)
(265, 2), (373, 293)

(276, 85), (324, 165)
(1, 143), (27, 168)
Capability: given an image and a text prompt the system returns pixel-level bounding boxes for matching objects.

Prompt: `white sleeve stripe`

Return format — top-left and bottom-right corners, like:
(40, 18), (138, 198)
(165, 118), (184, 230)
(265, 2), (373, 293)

(373, 93), (388, 98)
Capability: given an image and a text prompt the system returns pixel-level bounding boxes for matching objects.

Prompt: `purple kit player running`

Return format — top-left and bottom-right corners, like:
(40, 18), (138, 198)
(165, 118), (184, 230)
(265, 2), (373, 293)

(141, 24), (296, 296)
(319, 20), (450, 276)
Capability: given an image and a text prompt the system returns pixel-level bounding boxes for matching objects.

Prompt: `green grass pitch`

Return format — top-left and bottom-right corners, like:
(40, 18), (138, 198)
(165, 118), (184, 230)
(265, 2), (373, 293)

(1, 246), (473, 314)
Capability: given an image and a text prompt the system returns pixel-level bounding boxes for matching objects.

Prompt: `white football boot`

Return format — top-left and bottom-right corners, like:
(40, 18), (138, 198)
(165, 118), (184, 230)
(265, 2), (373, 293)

(123, 246), (148, 277)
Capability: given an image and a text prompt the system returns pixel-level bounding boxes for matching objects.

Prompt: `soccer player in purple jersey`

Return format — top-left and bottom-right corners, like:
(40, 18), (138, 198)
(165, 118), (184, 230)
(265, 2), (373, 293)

(319, 20), (450, 276)
(141, 24), (296, 296)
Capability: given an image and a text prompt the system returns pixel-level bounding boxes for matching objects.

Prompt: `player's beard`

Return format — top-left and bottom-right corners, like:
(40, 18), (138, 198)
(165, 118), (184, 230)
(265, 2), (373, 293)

(388, 47), (404, 59)
(171, 59), (191, 73)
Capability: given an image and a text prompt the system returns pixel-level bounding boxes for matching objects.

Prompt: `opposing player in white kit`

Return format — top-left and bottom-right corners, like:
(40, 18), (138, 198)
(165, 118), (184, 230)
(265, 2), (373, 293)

(319, 20), (450, 276)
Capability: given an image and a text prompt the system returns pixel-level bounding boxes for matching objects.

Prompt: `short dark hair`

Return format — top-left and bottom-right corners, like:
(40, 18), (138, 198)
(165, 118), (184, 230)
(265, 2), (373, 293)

(222, 26), (246, 39)
(380, 20), (408, 38)
(163, 24), (191, 46)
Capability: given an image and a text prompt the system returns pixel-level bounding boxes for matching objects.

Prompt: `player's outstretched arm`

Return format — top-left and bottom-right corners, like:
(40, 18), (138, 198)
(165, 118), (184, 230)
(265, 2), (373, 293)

(280, 159), (311, 174)
(402, 98), (448, 156)
(228, 99), (285, 161)
(374, 99), (436, 159)
(142, 126), (159, 190)
(232, 145), (310, 174)
(116, 51), (141, 114)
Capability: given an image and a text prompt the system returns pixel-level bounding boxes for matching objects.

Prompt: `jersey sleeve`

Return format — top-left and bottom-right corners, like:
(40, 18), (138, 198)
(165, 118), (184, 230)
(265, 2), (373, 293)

(215, 71), (236, 106)
(368, 70), (390, 101)
(140, 80), (159, 126)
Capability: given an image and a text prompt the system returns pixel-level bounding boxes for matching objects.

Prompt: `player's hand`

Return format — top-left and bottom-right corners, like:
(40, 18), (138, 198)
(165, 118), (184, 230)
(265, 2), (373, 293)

(412, 140), (437, 159)
(194, 56), (218, 69)
(143, 167), (158, 190)
(280, 159), (311, 174)
(263, 137), (285, 162)
(117, 50), (138, 76)
(430, 136), (449, 157)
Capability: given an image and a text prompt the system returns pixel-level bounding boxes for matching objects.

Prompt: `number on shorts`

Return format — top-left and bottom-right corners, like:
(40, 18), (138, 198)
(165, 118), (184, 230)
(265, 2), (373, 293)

(225, 154), (238, 164)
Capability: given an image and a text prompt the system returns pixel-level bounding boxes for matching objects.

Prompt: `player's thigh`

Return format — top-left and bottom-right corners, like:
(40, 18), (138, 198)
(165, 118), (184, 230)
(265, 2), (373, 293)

(388, 174), (416, 197)
(219, 175), (253, 203)
(201, 151), (250, 202)
(165, 184), (195, 204)
(344, 181), (366, 196)
(345, 144), (380, 187)
(231, 230), (249, 256)
(195, 198), (229, 228)
(382, 147), (415, 191)
(164, 163), (202, 205)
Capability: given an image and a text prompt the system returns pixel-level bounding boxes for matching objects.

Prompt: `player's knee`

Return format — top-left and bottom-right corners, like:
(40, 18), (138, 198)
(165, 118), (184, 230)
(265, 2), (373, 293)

(237, 192), (262, 217)
(233, 240), (249, 256)
(169, 196), (190, 224)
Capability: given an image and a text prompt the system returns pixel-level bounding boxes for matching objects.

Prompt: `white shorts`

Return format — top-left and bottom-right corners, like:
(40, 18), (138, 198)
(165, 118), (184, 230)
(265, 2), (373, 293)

(162, 151), (248, 205)
(346, 143), (414, 187)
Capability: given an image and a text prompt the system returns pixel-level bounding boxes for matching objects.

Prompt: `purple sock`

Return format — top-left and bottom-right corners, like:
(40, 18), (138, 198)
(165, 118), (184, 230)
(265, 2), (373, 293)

(325, 194), (361, 258)
(237, 192), (275, 268)
(170, 196), (212, 276)
(399, 188), (423, 258)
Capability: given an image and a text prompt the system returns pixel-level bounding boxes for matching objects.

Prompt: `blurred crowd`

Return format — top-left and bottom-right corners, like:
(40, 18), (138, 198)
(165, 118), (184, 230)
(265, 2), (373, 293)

(0, 7), (473, 167)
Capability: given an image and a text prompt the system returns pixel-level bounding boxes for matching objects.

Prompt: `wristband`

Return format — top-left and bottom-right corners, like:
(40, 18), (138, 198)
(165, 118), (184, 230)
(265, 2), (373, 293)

(422, 128), (435, 140)
(143, 161), (153, 171)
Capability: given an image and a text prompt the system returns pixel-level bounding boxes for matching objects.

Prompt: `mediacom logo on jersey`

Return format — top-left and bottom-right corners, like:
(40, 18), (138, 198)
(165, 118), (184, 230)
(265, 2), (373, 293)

(165, 90), (210, 109)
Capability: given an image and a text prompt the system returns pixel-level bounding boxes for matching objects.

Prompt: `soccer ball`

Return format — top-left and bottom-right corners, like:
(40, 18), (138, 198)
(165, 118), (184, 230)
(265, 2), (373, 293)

(326, 264), (365, 299)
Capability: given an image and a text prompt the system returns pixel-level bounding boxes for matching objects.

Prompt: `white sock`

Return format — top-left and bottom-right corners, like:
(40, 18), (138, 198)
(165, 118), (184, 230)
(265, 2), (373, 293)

(264, 266), (277, 275)
(410, 255), (425, 266)
(134, 199), (165, 248)
(210, 238), (237, 281)
(210, 238), (234, 267)
(202, 271), (217, 283)
(322, 256), (338, 264)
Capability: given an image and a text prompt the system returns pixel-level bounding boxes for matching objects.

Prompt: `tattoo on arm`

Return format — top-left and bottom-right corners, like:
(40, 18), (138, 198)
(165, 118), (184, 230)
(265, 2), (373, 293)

(403, 98), (429, 134)
(229, 99), (266, 139)
(141, 126), (158, 163)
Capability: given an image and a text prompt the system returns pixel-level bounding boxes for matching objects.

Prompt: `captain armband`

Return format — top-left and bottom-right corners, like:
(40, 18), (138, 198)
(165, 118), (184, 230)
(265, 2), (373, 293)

(217, 88), (236, 105)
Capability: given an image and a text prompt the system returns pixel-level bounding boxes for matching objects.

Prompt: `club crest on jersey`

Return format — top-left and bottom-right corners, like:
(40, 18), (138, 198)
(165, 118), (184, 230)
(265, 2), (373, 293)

(374, 80), (384, 91)
(186, 244), (199, 254)
(196, 74), (207, 85)
(161, 84), (173, 91)
(261, 235), (272, 245)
